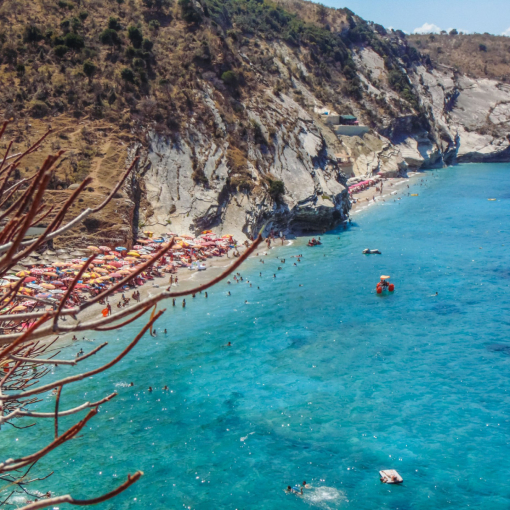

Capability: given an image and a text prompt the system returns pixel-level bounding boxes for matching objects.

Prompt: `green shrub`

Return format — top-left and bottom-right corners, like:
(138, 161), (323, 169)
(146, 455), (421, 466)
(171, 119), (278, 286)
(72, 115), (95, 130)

(24, 25), (43, 43)
(58, 0), (74, 9)
(479, 44), (487, 52)
(142, 38), (153, 51)
(121, 67), (135, 83)
(83, 60), (97, 79)
(99, 28), (121, 46)
(54, 45), (69, 58)
(108, 17), (122, 31)
(16, 63), (25, 76)
(178, 0), (202, 23)
(128, 26), (143, 48)
(29, 100), (49, 117)
(3, 47), (17, 64)
(221, 70), (238, 87)
(79, 11), (89, 20)
(268, 179), (284, 199)
(149, 20), (161, 30)
(64, 32), (84, 50)
(125, 46), (137, 58)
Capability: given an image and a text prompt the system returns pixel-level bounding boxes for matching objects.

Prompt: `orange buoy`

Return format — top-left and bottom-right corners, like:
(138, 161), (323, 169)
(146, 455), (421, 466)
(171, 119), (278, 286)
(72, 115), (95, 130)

(389, 284), (395, 291)
(102, 308), (109, 317)
(376, 287), (383, 294)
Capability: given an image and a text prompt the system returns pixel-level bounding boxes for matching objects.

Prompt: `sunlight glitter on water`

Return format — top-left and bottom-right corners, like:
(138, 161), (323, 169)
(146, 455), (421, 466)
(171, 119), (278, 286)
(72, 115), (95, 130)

(4, 163), (510, 509)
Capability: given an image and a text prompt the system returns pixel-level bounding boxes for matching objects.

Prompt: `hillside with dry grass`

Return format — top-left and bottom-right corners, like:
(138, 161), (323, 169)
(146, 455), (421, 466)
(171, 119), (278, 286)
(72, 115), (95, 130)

(3, 0), (508, 241)
(408, 33), (510, 81)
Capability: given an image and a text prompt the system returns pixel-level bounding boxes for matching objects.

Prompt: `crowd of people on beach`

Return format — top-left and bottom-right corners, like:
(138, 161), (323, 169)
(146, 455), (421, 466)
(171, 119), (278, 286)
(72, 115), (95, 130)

(0, 230), (237, 336)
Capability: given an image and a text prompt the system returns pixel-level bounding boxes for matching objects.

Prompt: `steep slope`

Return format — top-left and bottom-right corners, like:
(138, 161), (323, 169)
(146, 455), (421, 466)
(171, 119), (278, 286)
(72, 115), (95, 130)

(1, 0), (509, 242)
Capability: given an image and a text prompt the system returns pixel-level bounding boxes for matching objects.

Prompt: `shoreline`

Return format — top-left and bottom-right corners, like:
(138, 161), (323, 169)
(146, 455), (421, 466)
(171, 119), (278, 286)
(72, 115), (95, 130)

(55, 240), (294, 347)
(349, 171), (424, 216)
(24, 171), (430, 349)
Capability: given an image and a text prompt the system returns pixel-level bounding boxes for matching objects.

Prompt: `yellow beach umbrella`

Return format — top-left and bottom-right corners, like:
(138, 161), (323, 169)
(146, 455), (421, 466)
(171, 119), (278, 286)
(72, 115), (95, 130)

(126, 251), (140, 257)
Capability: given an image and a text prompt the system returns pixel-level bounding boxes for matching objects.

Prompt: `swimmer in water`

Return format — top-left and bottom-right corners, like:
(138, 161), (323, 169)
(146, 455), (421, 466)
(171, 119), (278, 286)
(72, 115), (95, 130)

(227, 291), (231, 296)
(148, 387), (153, 392)
(205, 292), (208, 298)
(302, 481), (312, 489)
(163, 385), (168, 390)
(172, 298), (176, 306)
(273, 274), (276, 278)
(182, 299), (186, 308)
(129, 382), (134, 387)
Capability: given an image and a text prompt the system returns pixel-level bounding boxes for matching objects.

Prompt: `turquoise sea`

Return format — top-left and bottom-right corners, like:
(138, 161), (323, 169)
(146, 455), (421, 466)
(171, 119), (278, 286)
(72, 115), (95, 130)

(4, 163), (510, 509)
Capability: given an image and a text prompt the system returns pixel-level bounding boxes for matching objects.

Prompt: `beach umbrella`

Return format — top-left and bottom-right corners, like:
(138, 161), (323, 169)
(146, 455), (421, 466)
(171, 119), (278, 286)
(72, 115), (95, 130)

(43, 272), (58, 277)
(30, 268), (45, 275)
(126, 252), (140, 257)
(99, 246), (111, 252)
(103, 255), (115, 260)
(35, 293), (52, 299)
(4, 275), (20, 280)
(95, 268), (108, 274)
(52, 281), (64, 286)
(133, 245), (143, 250)
(119, 270), (131, 275)
(87, 246), (100, 252)
(140, 254), (152, 259)
(109, 272), (122, 278)
(75, 284), (89, 289)
(23, 276), (37, 283)
(107, 261), (123, 268)
(115, 247), (127, 251)
(40, 283), (55, 290)
(50, 289), (65, 295)
(12, 305), (27, 312)
(16, 271), (30, 277)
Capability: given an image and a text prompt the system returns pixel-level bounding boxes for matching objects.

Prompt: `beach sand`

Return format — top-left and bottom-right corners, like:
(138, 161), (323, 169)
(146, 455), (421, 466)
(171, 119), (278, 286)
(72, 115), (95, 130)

(33, 172), (428, 348)
(54, 241), (292, 347)
(350, 172), (424, 215)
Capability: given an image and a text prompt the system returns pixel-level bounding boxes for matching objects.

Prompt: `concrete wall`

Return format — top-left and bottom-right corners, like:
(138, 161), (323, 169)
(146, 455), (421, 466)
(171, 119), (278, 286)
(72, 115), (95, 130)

(320, 114), (340, 125)
(334, 125), (370, 137)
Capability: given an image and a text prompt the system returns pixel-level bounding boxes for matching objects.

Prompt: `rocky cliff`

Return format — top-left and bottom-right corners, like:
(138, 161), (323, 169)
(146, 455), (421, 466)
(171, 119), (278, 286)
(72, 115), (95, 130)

(1, 0), (509, 241)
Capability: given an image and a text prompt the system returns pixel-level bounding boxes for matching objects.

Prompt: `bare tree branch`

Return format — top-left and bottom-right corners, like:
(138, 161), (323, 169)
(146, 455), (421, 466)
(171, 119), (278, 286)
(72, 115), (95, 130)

(18, 471), (142, 509)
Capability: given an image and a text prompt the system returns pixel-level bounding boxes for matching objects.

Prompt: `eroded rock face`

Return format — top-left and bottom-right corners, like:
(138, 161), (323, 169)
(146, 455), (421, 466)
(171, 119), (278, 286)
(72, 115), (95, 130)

(136, 48), (509, 240)
(140, 91), (350, 239)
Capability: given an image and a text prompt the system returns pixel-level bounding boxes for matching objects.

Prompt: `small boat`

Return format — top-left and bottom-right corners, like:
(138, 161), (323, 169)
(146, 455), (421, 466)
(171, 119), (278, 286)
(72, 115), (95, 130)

(379, 469), (403, 484)
(376, 275), (394, 294)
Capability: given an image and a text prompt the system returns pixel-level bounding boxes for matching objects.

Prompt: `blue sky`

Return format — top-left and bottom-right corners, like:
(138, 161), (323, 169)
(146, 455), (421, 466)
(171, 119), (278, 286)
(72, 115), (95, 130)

(317, 0), (510, 36)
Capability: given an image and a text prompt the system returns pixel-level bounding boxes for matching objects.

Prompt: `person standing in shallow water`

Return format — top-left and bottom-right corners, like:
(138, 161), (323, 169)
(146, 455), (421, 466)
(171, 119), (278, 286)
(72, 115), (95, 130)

(182, 299), (186, 308)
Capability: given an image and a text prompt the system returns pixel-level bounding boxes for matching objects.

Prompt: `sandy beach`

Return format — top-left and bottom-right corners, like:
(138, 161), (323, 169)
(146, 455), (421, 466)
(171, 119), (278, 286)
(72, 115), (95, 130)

(55, 240), (294, 347)
(350, 171), (424, 215)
